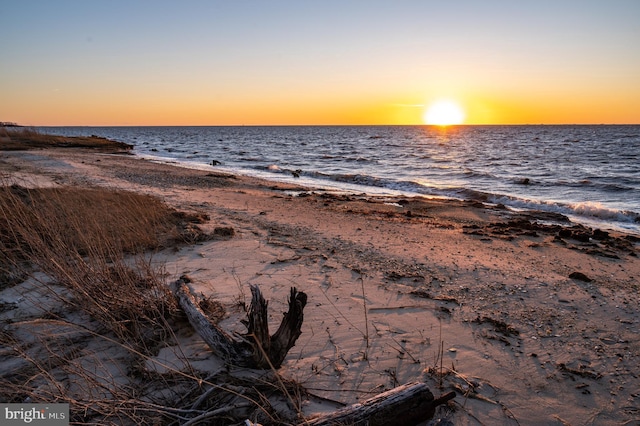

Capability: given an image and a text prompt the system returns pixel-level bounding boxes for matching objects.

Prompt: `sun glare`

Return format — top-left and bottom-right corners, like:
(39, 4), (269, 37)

(423, 100), (465, 126)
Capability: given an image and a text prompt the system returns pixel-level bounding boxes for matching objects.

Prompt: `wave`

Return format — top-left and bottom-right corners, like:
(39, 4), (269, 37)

(570, 201), (640, 223)
(308, 171), (442, 195)
(486, 195), (640, 226)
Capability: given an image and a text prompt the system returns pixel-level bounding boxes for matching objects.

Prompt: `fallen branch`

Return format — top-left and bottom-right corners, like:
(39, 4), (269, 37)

(171, 275), (306, 368)
(305, 382), (455, 426)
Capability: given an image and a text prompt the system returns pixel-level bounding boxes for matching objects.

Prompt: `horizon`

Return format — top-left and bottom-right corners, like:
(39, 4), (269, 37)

(2, 1), (640, 126)
(28, 123), (640, 128)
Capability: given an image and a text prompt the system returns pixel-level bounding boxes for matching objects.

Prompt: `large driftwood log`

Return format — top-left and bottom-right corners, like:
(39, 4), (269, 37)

(306, 382), (455, 426)
(171, 275), (306, 368)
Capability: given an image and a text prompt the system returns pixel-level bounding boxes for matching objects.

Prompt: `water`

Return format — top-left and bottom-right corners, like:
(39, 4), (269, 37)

(39, 125), (640, 234)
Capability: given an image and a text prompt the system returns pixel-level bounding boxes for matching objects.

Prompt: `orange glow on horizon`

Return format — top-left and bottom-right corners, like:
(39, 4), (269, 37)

(6, 90), (640, 127)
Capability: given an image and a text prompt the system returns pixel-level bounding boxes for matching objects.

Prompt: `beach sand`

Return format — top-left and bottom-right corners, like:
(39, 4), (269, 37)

(1, 148), (639, 425)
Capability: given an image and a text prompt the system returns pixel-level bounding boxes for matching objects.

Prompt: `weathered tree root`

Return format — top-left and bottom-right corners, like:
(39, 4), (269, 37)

(171, 275), (306, 368)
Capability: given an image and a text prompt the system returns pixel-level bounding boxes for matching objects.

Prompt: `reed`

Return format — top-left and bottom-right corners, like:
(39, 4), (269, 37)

(0, 181), (307, 424)
(0, 183), (189, 423)
(0, 184), (183, 345)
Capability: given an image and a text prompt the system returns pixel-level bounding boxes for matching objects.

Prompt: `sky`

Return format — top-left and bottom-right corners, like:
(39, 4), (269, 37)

(1, 1), (639, 126)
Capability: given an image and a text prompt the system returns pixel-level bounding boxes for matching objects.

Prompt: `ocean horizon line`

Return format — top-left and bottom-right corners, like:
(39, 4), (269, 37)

(34, 123), (640, 128)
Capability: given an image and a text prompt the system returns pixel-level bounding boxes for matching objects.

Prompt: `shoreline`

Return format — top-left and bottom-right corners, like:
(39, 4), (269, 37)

(1, 148), (639, 425)
(134, 150), (640, 237)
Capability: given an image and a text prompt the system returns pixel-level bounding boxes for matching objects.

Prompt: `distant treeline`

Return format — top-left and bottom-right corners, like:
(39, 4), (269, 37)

(0, 122), (22, 127)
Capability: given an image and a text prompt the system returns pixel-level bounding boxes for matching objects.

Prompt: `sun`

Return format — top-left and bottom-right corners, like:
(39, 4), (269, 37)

(423, 100), (465, 125)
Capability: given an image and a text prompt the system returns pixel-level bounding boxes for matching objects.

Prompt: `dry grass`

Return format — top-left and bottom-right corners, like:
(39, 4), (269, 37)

(0, 183), (205, 352)
(0, 184), (185, 423)
(0, 182), (305, 425)
(0, 127), (132, 151)
(0, 184), (199, 288)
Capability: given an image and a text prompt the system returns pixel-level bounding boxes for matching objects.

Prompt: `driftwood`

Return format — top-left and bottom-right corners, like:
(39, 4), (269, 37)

(171, 275), (307, 368)
(306, 382), (455, 426)
(244, 284), (307, 368)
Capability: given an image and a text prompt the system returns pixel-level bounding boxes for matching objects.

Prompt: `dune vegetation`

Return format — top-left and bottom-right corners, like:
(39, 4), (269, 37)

(0, 126), (132, 151)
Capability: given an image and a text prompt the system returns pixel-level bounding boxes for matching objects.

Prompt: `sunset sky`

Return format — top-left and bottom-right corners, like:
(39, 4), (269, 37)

(2, 1), (639, 126)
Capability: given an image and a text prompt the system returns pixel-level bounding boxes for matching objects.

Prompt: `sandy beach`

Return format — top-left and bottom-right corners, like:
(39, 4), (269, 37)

(1, 147), (639, 425)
